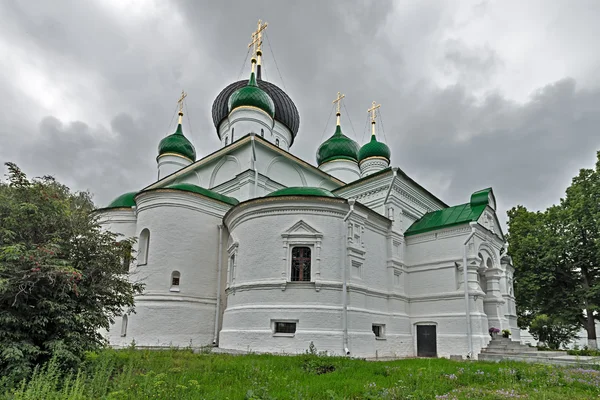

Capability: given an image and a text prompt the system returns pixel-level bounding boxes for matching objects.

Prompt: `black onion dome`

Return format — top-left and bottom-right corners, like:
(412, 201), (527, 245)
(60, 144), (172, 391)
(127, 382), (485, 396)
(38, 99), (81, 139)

(212, 78), (300, 144)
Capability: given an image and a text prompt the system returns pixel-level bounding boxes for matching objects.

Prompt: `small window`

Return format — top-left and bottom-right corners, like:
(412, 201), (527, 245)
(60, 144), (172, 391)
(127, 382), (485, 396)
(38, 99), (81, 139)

(275, 322), (296, 334)
(171, 271), (180, 291)
(261, 128), (264, 137)
(121, 315), (128, 337)
(275, 138), (279, 147)
(291, 247), (311, 282)
(229, 254), (236, 283)
(138, 229), (150, 265)
(231, 128), (234, 142)
(119, 241), (132, 274)
(225, 137), (229, 146)
(372, 324), (385, 338)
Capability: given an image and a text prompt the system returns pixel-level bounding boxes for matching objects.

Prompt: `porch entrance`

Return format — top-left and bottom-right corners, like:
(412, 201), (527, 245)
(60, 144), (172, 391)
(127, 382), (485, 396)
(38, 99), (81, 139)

(417, 325), (437, 357)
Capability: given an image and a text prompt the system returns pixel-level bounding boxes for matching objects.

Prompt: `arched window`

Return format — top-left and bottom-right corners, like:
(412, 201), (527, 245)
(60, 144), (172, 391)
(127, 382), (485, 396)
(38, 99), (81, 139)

(275, 138), (280, 147)
(120, 314), (128, 337)
(225, 137), (229, 146)
(291, 247), (311, 281)
(138, 229), (150, 265)
(119, 241), (132, 273)
(486, 257), (493, 269)
(231, 128), (234, 142)
(261, 128), (264, 137)
(171, 271), (181, 291)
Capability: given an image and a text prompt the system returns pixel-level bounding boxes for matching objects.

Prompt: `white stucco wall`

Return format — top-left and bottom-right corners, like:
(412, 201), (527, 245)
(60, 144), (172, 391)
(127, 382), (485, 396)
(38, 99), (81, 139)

(218, 109), (292, 151)
(319, 159), (361, 183)
(405, 224), (516, 358)
(157, 154), (192, 181)
(219, 197), (414, 358)
(109, 190), (232, 348)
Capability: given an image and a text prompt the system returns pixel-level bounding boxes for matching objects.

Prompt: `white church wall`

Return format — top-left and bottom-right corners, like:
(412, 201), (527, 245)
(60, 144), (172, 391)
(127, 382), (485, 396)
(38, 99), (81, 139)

(220, 198), (409, 358)
(151, 138), (340, 203)
(218, 111), (292, 151)
(403, 224), (510, 357)
(319, 159), (361, 183)
(264, 156), (307, 188)
(157, 154), (192, 180)
(119, 190), (230, 348)
(96, 209), (137, 240)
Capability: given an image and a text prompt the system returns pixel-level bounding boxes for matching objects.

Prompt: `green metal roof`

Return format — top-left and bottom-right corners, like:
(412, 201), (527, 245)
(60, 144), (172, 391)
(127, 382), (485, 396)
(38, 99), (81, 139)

(228, 72), (275, 117)
(158, 124), (196, 161)
(266, 186), (337, 198)
(316, 125), (360, 165)
(358, 134), (391, 163)
(470, 188), (492, 207)
(106, 191), (137, 209)
(166, 183), (239, 205)
(404, 188), (493, 236)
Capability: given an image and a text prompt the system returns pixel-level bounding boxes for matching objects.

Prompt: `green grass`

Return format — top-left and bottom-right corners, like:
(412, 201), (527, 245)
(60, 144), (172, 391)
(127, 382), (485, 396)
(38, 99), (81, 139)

(2, 348), (600, 399)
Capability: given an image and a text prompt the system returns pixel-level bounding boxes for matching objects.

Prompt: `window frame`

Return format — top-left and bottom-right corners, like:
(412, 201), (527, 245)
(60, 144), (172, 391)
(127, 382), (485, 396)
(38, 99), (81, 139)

(272, 319), (298, 337)
(290, 246), (312, 282)
(372, 324), (386, 340)
(170, 271), (181, 292)
(137, 228), (150, 266)
(121, 314), (128, 337)
(226, 242), (239, 288)
(281, 221), (323, 285)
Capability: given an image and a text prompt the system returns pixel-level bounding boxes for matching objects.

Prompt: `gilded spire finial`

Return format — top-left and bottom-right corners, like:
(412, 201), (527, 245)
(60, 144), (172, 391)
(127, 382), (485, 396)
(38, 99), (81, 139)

(367, 101), (381, 136)
(177, 90), (187, 125)
(332, 92), (345, 126)
(248, 19), (268, 72)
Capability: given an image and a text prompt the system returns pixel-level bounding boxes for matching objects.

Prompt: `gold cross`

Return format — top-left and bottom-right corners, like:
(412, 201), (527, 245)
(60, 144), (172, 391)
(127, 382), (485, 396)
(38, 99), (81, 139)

(368, 101), (381, 123)
(248, 19), (268, 56)
(332, 92), (345, 114)
(177, 90), (187, 113)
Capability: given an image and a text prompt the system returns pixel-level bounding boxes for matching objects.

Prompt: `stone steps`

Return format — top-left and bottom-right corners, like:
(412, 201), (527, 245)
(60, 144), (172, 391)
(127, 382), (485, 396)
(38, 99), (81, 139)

(478, 337), (600, 366)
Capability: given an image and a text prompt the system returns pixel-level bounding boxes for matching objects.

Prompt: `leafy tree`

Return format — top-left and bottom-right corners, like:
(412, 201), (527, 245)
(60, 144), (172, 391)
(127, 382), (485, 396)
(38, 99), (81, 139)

(508, 151), (600, 348)
(528, 314), (579, 350)
(0, 163), (143, 380)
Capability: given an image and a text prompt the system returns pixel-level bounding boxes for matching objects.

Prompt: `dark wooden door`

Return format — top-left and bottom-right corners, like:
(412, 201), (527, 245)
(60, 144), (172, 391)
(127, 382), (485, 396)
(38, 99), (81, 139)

(417, 325), (437, 357)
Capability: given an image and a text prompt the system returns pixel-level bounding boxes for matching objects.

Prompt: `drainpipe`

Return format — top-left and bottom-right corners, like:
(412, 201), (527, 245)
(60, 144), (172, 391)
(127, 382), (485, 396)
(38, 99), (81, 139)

(213, 225), (224, 345)
(341, 200), (356, 356)
(463, 223), (477, 357)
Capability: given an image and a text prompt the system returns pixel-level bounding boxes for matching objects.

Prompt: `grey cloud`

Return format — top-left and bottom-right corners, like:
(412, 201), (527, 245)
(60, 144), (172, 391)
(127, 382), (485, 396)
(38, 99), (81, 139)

(1, 0), (599, 228)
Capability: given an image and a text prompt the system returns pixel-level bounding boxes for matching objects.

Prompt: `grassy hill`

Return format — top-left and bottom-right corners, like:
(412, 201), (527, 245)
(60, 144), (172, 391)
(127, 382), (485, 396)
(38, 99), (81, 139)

(2, 347), (600, 399)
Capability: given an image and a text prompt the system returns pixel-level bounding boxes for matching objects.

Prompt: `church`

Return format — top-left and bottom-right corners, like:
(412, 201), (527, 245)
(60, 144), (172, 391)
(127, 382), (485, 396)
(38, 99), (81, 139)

(96, 21), (518, 359)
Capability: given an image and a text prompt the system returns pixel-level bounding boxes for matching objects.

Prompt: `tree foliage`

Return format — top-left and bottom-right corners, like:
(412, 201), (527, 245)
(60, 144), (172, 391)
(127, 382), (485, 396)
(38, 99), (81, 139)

(508, 151), (600, 347)
(528, 314), (579, 350)
(0, 163), (143, 380)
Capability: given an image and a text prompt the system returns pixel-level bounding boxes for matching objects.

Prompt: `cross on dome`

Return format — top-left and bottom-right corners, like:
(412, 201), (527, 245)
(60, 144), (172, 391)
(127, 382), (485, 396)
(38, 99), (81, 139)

(248, 19), (268, 73)
(367, 101), (381, 135)
(177, 90), (187, 124)
(332, 91), (345, 126)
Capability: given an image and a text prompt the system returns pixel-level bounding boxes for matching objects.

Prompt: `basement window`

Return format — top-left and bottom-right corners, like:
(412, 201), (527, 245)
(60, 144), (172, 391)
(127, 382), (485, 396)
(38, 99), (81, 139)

(372, 324), (385, 339)
(273, 321), (297, 336)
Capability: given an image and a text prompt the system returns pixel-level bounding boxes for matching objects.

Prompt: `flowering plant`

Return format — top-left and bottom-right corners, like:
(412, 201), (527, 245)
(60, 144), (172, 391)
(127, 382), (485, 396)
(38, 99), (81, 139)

(489, 327), (500, 337)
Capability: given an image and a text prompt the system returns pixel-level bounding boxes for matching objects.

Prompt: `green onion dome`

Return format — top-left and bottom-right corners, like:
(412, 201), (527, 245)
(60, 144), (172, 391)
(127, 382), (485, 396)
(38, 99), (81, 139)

(166, 183), (239, 206)
(266, 186), (337, 198)
(106, 191), (137, 209)
(158, 124), (196, 161)
(228, 72), (275, 118)
(358, 134), (391, 164)
(316, 125), (360, 165)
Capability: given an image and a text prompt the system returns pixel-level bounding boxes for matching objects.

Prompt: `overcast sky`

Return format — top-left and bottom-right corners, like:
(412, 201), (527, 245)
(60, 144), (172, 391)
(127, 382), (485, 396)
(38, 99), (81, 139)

(2, 0), (600, 227)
